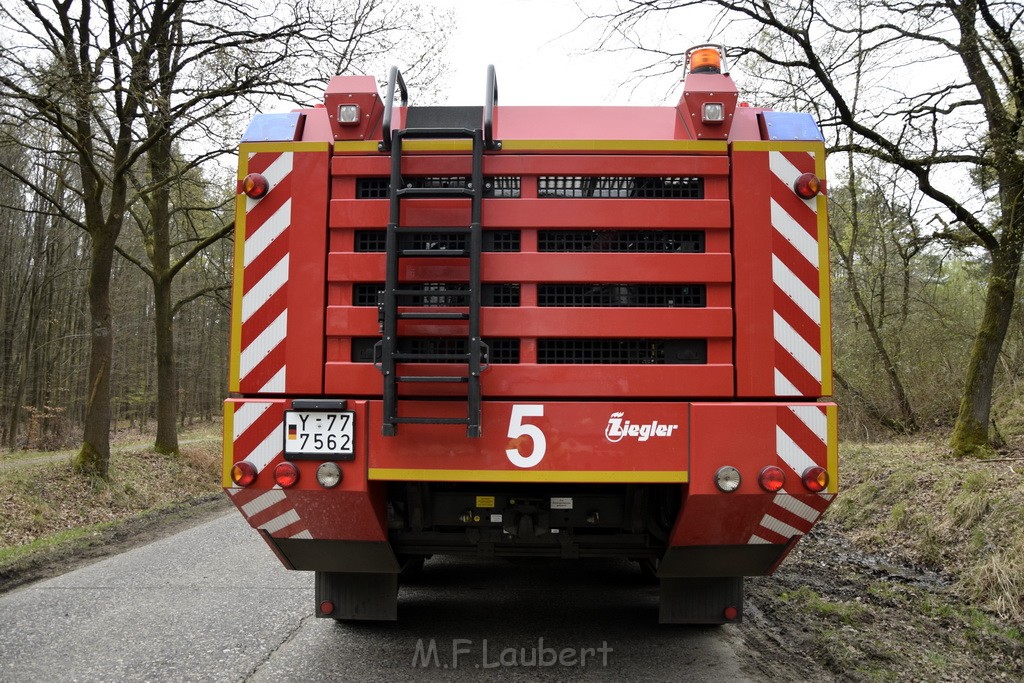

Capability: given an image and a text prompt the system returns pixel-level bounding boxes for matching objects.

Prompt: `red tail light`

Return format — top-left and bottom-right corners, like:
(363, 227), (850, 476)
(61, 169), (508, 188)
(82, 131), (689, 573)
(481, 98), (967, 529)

(274, 461), (300, 488)
(231, 461), (257, 486)
(801, 466), (829, 492)
(758, 466), (786, 492)
(241, 172), (269, 199)
(793, 172), (821, 199)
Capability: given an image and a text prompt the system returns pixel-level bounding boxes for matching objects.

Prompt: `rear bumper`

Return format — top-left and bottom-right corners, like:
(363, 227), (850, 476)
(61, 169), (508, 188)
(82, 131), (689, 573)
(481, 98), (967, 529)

(223, 397), (836, 573)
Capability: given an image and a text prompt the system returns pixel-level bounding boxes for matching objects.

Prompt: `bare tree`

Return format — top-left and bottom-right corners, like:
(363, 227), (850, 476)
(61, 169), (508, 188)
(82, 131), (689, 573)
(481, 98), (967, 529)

(593, 0), (1024, 455)
(114, 0), (450, 455)
(0, 0), (450, 472)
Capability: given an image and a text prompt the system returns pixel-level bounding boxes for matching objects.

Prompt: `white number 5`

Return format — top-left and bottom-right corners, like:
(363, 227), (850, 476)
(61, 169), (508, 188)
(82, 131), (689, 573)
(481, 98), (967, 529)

(506, 404), (547, 468)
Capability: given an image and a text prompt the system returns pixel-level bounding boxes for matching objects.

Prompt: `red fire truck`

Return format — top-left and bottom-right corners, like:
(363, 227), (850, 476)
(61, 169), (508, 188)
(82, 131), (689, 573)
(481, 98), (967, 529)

(223, 45), (837, 624)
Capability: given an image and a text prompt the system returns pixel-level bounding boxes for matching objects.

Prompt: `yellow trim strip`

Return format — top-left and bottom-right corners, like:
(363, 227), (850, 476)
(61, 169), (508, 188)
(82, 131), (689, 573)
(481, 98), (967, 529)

(237, 141), (329, 167)
(333, 140), (728, 154)
(221, 401), (235, 488)
(501, 140), (727, 152)
(731, 140), (827, 153)
(369, 468), (688, 483)
(815, 150), (833, 396)
(826, 405), (839, 493)
(228, 158), (247, 392)
(333, 141), (382, 153)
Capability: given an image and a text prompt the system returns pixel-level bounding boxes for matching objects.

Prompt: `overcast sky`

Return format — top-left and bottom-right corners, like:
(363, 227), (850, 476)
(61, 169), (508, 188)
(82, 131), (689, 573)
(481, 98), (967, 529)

(428, 0), (709, 106)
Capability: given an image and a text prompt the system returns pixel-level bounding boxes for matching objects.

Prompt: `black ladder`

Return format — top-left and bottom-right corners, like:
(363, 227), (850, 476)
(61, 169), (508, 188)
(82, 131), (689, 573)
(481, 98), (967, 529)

(375, 67), (499, 438)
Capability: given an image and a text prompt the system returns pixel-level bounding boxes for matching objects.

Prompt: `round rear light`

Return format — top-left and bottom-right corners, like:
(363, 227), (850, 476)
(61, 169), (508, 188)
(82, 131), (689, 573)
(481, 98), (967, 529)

(242, 172), (269, 199)
(274, 461), (300, 488)
(723, 605), (739, 621)
(714, 466), (741, 492)
(319, 600), (335, 615)
(802, 466), (829, 492)
(316, 462), (342, 488)
(794, 172), (821, 199)
(758, 465), (786, 492)
(231, 461), (257, 486)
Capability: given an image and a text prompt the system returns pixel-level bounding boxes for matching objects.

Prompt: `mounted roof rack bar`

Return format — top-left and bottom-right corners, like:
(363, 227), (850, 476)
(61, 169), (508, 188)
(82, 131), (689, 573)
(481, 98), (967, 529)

(378, 66), (408, 152)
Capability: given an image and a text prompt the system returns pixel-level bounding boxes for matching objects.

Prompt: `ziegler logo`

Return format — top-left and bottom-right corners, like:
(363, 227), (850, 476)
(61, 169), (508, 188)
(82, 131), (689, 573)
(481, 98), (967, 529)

(604, 412), (679, 443)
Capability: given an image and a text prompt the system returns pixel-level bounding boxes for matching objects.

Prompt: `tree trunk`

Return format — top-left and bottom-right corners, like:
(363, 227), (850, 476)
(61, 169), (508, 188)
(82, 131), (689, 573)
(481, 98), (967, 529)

(951, 237), (1022, 456)
(153, 273), (178, 454)
(74, 229), (116, 477)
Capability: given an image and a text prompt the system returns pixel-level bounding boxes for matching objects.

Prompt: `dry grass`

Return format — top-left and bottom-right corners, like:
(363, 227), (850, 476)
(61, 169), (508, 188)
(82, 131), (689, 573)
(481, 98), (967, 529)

(0, 430), (221, 560)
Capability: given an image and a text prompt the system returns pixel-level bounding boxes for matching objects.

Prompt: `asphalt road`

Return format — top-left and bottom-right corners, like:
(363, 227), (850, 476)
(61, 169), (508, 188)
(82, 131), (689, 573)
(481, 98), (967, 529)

(0, 512), (758, 681)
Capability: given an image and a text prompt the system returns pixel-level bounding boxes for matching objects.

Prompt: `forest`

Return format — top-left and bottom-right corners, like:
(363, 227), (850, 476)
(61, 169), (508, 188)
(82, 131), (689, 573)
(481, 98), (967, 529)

(0, 0), (1021, 474)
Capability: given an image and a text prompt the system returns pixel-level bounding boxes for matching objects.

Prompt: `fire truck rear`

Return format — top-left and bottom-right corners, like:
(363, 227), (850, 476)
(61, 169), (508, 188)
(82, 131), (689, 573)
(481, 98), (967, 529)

(223, 46), (838, 624)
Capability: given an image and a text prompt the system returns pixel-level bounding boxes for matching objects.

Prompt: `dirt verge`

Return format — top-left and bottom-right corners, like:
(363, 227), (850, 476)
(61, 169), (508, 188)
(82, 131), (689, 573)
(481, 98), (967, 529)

(0, 494), (231, 594)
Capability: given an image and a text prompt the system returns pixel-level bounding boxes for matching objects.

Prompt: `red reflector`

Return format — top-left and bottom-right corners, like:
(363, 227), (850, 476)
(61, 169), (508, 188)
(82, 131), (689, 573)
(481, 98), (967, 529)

(802, 466), (829, 492)
(723, 605), (739, 621)
(793, 172), (821, 199)
(231, 461), (257, 486)
(758, 465), (786, 492)
(274, 461), (300, 488)
(319, 600), (335, 616)
(242, 173), (269, 199)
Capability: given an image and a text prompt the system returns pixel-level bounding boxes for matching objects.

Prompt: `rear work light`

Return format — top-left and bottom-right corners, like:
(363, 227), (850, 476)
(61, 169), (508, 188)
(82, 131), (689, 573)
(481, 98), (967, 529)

(794, 172), (821, 199)
(714, 466), (741, 492)
(337, 104), (361, 125)
(802, 466), (829, 492)
(231, 461), (257, 487)
(702, 102), (726, 123)
(316, 462), (342, 488)
(274, 462), (300, 488)
(242, 173), (269, 199)
(758, 466), (786, 492)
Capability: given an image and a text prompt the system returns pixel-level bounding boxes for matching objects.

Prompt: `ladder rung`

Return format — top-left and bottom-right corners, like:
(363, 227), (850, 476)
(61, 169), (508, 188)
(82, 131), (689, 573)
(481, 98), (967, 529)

(393, 288), (469, 297)
(400, 248), (467, 257)
(394, 226), (473, 235)
(397, 312), (469, 320)
(392, 416), (472, 425)
(397, 187), (474, 198)
(399, 127), (477, 139)
(393, 352), (469, 361)
(397, 376), (468, 383)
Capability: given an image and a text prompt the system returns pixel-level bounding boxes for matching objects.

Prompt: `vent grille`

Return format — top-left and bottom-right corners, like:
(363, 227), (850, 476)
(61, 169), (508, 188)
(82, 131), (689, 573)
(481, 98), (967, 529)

(538, 284), (705, 308)
(354, 230), (520, 253)
(353, 283), (520, 307)
(538, 176), (702, 199)
(537, 230), (704, 253)
(537, 339), (707, 364)
(356, 176), (521, 198)
(351, 338), (520, 363)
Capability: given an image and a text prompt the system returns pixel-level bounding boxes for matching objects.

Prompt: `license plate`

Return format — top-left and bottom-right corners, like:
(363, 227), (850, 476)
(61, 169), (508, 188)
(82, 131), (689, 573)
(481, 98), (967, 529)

(283, 411), (354, 459)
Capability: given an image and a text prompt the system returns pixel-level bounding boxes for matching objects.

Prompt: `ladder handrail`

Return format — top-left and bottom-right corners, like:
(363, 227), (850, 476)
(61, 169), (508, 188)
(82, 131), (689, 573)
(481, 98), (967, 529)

(485, 64), (500, 150)
(378, 66), (408, 152)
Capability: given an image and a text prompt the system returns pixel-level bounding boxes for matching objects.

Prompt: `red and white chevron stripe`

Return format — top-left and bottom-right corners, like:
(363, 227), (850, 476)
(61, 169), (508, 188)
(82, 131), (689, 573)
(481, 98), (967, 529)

(748, 405), (832, 544)
(226, 400), (310, 539)
(769, 150), (824, 397)
(239, 151), (293, 394)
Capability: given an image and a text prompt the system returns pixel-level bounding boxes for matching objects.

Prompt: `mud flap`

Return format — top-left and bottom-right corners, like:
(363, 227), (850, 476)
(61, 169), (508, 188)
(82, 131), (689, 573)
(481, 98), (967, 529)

(315, 571), (398, 621)
(659, 576), (743, 624)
